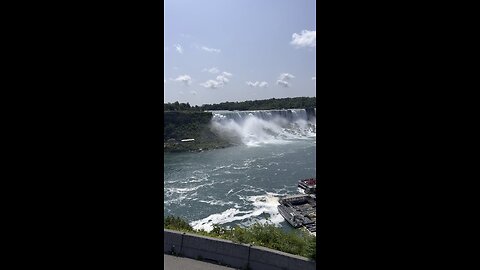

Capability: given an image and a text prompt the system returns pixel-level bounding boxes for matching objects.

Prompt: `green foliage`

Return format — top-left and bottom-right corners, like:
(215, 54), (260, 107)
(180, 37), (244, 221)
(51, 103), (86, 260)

(164, 97), (316, 112)
(164, 216), (194, 232)
(227, 223), (313, 257)
(163, 111), (232, 152)
(163, 216), (316, 260)
(164, 111), (212, 140)
(305, 236), (316, 261)
(164, 101), (194, 111)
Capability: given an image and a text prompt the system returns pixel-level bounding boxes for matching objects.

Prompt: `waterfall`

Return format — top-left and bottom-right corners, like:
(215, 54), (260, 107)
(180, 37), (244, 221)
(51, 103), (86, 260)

(209, 109), (316, 146)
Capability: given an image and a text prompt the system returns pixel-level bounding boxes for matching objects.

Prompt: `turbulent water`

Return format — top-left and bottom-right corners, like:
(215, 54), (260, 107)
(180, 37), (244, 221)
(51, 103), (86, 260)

(164, 108), (316, 232)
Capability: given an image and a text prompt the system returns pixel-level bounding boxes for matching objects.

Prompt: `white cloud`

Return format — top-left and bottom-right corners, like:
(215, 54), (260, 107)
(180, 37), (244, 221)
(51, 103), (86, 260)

(278, 73), (295, 81)
(190, 90), (197, 95)
(203, 67), (220, 74)
(216, 74), (230, 83)
(201, 46), (221, 53)
(290, 30), (316, 48)
(201, 71), (232, 89)
(276, 80), (290, 87)
(174, 44), (183, 54)
(200, 80), (224, 89)
(276, 73), (294, 87)
(246, 81), (259, 87)
(246, 81), (268, 88)
(174, 75), (191, 86)
(216, 71), (232, 83)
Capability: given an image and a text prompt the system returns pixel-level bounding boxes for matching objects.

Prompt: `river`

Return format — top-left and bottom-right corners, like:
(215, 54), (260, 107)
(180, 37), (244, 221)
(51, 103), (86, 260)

(163, 109), (316, 232)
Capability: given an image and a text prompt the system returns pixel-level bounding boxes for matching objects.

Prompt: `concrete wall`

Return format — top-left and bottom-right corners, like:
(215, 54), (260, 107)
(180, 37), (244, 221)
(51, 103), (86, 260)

(164, 229), (316, 270)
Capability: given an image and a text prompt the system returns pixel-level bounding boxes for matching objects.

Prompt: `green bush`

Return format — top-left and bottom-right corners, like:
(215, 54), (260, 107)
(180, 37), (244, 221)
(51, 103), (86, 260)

(163, 216), (316, 260)
(164, 216), (194, 232)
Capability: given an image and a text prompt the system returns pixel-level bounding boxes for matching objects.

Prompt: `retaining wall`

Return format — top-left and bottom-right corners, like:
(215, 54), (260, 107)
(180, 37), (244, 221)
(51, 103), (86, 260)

(164, 229), (316, 270)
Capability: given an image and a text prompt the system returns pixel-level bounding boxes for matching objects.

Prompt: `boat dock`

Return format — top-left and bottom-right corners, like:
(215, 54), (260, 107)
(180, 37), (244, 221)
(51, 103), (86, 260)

(277, 194), (316, 235)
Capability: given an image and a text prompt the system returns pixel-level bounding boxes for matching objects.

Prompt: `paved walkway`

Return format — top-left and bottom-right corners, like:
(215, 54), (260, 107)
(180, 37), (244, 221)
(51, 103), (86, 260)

(164, 254), (238, 270)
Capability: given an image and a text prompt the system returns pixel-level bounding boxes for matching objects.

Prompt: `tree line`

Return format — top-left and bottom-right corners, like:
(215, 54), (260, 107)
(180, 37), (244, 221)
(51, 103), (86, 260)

(164, 97), (316, 111)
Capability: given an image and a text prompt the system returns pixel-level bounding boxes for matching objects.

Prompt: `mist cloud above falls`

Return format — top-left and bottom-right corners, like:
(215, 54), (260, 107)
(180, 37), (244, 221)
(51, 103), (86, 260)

(210, 110), (316, 147)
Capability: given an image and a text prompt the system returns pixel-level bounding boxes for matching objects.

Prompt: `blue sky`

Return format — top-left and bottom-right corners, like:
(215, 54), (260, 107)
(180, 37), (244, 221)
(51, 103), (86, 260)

(164, 0), (316, 106)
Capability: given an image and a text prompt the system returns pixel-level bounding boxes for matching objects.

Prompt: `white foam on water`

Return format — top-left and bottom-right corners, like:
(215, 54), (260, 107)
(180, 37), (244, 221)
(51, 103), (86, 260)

(212, 164), (233, 171)
(198, 199), (235, 207)
(190, 193), (283, 232)
(165, 180), (178, 184)
(164, 194), (188, 206)
(166, 184), (206, 194)
(180, 176), (207, 184)
(240, 185), (265, 193)
(190, 208), (251, 232)
(239, 193), (285, 227)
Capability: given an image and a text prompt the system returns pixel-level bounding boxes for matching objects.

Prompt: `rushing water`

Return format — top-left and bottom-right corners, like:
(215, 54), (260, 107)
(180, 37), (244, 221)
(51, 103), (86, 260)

(164, 109), (316, 232)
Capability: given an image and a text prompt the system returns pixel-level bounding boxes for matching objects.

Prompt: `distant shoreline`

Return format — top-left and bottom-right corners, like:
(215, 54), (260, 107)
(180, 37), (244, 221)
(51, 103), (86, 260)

(164, 140), (233, 153)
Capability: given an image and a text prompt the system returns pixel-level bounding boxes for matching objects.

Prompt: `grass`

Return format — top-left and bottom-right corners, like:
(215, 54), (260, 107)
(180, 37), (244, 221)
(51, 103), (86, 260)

(164, 215), (316, 261)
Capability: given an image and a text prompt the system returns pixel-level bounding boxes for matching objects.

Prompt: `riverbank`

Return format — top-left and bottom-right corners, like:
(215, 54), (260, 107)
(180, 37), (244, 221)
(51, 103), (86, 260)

(164, 111), (232, 153)
(163, 139), (232, 153)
